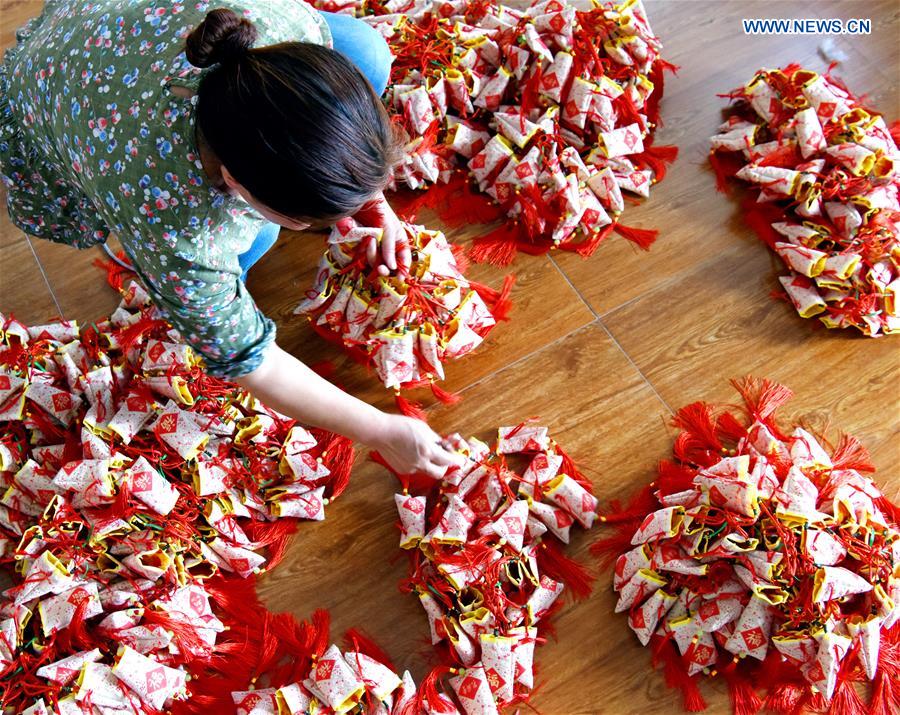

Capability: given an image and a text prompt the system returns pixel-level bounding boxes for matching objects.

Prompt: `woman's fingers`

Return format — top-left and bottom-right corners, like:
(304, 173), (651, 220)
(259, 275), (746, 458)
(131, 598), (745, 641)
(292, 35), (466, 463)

(441, 433), (467, 451)
(429, 444), (466, 470)
(381, 225), (398, 271)
(420, 449), (465, 480)
(420, 461), (447, 480)
(365, 232), (378, 267)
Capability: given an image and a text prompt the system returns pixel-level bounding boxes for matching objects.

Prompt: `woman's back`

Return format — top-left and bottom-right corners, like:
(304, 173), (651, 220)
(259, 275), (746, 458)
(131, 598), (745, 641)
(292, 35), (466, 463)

(1, 0), (329, 249)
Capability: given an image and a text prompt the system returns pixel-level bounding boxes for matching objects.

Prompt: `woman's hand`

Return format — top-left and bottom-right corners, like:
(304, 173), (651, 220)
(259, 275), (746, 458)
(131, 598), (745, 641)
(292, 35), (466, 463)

(354, 192), (411, 277)
(371, 413), (465, 479)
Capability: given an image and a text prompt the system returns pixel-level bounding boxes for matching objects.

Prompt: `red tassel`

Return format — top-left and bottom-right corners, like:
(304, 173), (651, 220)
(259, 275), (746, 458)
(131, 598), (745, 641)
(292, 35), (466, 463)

(656, 459), (696, 496)
(430, 382), (461, 405)
(391, 186), (437, 223)
(649, 636), (707, 712)
(870, 624), (900, 715)
(392, 172), (504, 227)
(716, 411), (749, 446)
(114, 315), (170, 357)
(434, 176), (506, 227)
(343, 628), (396, 671)
(395, 393), (428, 421)
(730, 376), (794, 422)
(313, 430), (356, 499)
(890, 120), (900, 145)
(369, 449), (398, 477)
(139, 608), (215, 660)
(645, 58), (678, 127)
(450, 241), (470, 273)
(756, 143), (803, 168)
(874, 495), (900, 525)
(369, 450), (438, 492)
(92, 251), (133, 291)
(826, 676), (866, 715)
(469, 223), (522, 266)
(555, 442), (595, 495)
(708, 150), (744, 193)
(613, 90), (647, 131)
(829, 433), (875, 473)
(470, 274), (516, 323)
(723, 669), (763, 715)
(673, 401), (723, 452)
(763, 683), (810, 715)
(591, 522), (642, 570)
(740, 194), (787, 250)
(418, 666), (456, 713)
(167, 572), (341, 714)
(310, 608), (331, 658)
(534, 596), (566, 640)
(568, 222), (615, 258)
(756, 649), (816, 715)
(597, 483), (658, 525)
(205, 573), (261, 621)
(53, 599), (97, 654)
(592, 485), (658, 568)
(519, 60), (545, 116)
(244, 518), (298, 571)
(538, 540), (595, 600)
(613, 222), (659, 250)
(634, 142), (680, 182)
(490, 273), (516, 322)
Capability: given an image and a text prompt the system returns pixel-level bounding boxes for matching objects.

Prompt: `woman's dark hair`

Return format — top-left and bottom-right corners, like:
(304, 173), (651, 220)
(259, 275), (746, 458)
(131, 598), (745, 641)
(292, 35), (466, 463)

(185, 8), (397, 222)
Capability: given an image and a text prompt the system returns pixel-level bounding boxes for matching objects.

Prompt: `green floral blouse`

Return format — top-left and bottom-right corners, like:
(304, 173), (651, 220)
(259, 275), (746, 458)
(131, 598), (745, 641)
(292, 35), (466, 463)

(0, 0), (331, 377)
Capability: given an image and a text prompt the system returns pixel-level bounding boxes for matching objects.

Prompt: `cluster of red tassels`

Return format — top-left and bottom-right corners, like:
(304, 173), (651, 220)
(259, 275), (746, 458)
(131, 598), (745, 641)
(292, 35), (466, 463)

(294, 218), (514, 418)
(314, 0), (677, 264)
(593, 376), (900, 715)
(710, 65), (899, 336)
(0, 284), (359, 713)
(376, 423), (598, 712)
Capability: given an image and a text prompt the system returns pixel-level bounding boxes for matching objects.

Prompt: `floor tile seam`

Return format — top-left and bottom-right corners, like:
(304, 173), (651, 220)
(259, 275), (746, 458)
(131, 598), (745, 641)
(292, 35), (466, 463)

(546, 250), (676, 415)
(547, 253), (602, 320)
(598, 241), (753, 321)
(596, 317), (676, 416)
(23, 234), (63, 316)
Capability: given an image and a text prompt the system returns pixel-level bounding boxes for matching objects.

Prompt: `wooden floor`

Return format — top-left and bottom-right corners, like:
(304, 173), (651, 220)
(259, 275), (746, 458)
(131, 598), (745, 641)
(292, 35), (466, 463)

(2, 1), (898, 713)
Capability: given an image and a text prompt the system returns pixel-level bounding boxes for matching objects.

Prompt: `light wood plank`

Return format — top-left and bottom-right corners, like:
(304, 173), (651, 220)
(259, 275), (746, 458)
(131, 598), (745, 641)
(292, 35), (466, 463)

(26, 238), (121, 322)
(0, 1), (43, 50)
(603, 239), (900, 477)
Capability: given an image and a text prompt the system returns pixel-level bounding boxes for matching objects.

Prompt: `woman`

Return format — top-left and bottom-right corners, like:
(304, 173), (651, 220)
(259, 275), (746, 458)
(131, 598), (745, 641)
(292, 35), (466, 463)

(0, 0), (462, 478)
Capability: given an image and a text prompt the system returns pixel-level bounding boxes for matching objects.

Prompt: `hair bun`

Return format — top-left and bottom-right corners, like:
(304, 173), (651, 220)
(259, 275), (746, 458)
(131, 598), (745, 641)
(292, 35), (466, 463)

(185, 8), (258, 68)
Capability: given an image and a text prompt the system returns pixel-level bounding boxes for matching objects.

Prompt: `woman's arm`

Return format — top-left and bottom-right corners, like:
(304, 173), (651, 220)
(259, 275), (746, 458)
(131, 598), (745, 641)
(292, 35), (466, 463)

(133, 234), (454, 476)
(234, 342), (462, 478)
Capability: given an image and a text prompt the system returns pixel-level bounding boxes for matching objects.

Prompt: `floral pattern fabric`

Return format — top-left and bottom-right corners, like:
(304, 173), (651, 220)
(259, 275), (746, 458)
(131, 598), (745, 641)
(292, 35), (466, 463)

(0, 0), (331, 377)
